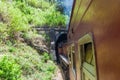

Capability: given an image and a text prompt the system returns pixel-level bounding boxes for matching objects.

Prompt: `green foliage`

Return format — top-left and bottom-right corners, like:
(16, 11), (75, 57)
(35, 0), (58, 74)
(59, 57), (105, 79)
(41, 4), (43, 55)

(0, 56), (22, 80)
(39, 61), (56, 80)
(42, 52), (50, 62)
(9, 47), (16, 52)
(26, 0), (50, 9)
(0, 1), (29, 42)
(32, 9), (46, 26)
(15, 0), (67, 27)
(0, 0), (67, 43)
(0, 43), (56, 80)
(23, 30), (39, 39)
(0, 0), (67, 44)
(42, 33), (50, 44)
(0, 2), (29, 31)
(0, 0), (60, 80)
(6, 40), (13, 46)
(45, 11), (67, 27)
(7, 6), (29, 35)
(0, 22), (8, 42)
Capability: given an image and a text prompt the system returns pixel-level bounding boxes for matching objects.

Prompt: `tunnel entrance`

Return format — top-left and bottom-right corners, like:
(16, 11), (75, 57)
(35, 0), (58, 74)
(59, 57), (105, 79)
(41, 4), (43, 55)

(55, 33), (67, 63)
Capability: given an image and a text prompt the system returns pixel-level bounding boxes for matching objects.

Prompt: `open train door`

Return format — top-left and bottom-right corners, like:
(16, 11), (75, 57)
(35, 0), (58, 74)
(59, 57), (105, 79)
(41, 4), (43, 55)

(78, 34), (97, 80)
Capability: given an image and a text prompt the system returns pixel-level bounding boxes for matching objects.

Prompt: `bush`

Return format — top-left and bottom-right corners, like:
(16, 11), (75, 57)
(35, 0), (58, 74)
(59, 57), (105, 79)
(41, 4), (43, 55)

(14, 0), (67, 27)
(7, 5), (29, 35)
(0, 42), (57, 80)
(0, 56), (22, 80)
(5, 43), (56, 80)
(26, 0), (50, 9)
(0, 22), (8, 42)
(45, 10), (67, 27)
(42, 52), (50, 62)
(0, 1), (29, 42)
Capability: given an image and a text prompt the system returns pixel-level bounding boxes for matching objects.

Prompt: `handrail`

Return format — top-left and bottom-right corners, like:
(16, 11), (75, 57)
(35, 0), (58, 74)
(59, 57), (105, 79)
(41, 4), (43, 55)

(59, 55), (69, 65)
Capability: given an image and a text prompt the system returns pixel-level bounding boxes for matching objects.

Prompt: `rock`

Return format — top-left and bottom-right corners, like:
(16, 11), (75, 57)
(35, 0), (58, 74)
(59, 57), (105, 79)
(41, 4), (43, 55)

(24, 36), (49, 54)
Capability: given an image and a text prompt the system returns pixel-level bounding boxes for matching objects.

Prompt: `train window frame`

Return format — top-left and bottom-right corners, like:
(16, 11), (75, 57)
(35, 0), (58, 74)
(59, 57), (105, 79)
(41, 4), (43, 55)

(67, 46), (71, 64)
(70, 44), (76, 77)
(78, 33), (97, 80)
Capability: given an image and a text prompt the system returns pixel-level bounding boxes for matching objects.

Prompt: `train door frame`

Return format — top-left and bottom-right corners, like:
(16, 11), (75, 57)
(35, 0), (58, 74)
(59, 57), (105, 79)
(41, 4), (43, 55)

(78, 33), (97, 80)
(70, 43), (77, 80)
(67, 46), (72, 80)
(67, 46), (71, 64)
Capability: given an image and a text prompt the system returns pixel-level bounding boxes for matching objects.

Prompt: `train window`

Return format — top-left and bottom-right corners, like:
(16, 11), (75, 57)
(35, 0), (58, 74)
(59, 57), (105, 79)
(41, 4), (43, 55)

(78, 34), (97, 80)
(84, 43), (94, 65)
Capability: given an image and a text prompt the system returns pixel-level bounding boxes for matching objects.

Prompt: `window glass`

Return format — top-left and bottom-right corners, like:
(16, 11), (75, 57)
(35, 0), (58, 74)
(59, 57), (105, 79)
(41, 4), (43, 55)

(84, 43), (93, 64)
(80, 42), (95, 66)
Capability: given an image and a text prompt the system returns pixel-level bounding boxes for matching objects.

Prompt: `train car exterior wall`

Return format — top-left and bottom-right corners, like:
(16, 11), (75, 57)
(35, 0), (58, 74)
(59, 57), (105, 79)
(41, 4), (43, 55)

(68, 0), (120, 80)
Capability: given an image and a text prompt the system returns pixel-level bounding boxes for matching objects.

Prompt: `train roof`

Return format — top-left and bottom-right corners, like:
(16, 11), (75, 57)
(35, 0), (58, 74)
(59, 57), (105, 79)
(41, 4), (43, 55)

(67, 0), (76, 33)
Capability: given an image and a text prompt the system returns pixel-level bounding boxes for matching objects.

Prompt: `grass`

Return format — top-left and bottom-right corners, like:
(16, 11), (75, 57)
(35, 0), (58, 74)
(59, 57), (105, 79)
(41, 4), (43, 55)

(0, 43), (57, 80)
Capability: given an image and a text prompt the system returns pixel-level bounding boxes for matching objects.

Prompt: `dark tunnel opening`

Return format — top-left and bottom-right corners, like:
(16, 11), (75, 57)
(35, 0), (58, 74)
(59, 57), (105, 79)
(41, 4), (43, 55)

(55, 33), (67, 63)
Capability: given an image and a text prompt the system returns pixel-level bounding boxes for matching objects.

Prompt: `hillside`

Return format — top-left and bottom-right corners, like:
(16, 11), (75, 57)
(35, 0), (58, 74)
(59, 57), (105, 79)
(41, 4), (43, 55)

(0, 0), (67, 80)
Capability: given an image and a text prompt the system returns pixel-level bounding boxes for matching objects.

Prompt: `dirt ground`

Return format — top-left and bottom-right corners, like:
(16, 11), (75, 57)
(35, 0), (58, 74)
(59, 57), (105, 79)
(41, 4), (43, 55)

(52, 66), (64, 80)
